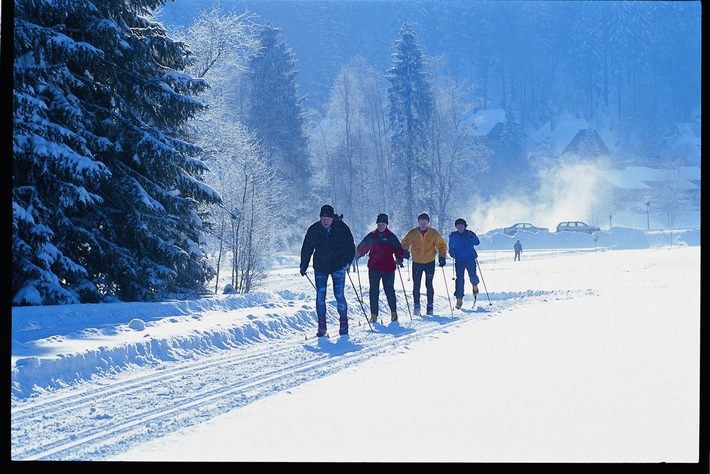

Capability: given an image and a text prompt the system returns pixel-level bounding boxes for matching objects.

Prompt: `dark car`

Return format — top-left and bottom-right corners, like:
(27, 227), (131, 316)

(556, 221), (601, 234)
(503, 223), (549, 236)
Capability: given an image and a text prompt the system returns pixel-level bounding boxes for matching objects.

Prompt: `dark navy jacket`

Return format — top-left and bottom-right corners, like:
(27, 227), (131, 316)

(300, 219), (356, 275)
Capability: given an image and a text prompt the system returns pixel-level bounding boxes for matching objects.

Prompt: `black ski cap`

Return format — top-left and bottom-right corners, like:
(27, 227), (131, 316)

(320, 205), (335, 218)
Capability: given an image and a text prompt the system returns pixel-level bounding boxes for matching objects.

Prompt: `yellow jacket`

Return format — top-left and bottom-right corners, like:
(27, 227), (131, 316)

(401, 227), (447, 264)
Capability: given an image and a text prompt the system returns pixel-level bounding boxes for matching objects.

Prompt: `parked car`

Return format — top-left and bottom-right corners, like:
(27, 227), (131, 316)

(503, 222), (549, 236)
(556, 221), (601, 234)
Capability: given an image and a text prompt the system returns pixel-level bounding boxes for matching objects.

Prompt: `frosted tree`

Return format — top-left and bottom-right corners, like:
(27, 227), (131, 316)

(386, 23), (434, 221)
(419, 64), (488, 229)
(168, 7), (282, 292)
(204, 125), (284, 293)
(170, 6), (261, 81)
(309, 55), (392, 235)
(13, 0), (219, 305)
(242, 22), (312, 244)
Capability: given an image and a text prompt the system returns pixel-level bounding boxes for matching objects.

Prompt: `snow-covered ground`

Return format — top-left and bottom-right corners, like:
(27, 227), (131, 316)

(10, 228), (701, 463)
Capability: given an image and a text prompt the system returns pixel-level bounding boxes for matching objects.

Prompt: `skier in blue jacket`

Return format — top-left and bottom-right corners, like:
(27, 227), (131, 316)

(448, 218), (480, 309)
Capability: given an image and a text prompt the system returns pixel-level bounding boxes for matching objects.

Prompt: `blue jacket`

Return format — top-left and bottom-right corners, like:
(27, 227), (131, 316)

(448, 230), (480, 262)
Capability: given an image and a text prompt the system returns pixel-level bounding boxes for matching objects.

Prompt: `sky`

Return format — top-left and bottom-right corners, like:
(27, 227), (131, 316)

(10, 226), (701, 464)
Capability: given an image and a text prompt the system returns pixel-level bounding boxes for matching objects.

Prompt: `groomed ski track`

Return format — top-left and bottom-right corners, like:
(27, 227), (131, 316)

(11, 282), (588, 460)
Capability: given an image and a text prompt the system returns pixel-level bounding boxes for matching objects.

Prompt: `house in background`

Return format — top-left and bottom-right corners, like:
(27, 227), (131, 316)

(471, 109), (700, 227)
(596, 166), (700, 227)
(562, 128), (611, 157)
(471, 108), (506, 138)
(525, 112), (606, 158)
(473, 109), (613, 159)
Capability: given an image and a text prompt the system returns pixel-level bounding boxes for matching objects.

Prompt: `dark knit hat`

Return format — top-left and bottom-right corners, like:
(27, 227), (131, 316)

(376, 213), (389, 224)
(455, 218), (467, 228)
(320, 205), (335, 218)
(417, 212), (430, 222)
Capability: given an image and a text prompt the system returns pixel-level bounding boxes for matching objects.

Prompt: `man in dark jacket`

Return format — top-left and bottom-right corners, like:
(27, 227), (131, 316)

(514, 240), (523, 261)
(355, 213), (405, 323)
(300, 205), (356, 337)
(448, 218), (481, 309)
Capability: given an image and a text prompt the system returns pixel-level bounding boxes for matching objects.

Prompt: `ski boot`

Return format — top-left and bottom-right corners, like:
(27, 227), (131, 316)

(339, 317), (349, 335)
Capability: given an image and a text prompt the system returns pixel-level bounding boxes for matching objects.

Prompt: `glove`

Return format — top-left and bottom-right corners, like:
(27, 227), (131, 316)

(396, 259), (404, 268)
(438, 257), (446, 267)
(467, 230), (475, 238)
(299, 266), (307, 276)
(343, 263), (351, 273)
(403, 250), (410, 259)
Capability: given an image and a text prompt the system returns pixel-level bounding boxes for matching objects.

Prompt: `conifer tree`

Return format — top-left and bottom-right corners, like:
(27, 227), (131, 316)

(243, 22), (312, 203)
(13, 0), (220, 305)
(386, 23), (433, 220)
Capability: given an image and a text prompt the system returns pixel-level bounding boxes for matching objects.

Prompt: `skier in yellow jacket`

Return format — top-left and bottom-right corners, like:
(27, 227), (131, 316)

(401, 212), (448, 315)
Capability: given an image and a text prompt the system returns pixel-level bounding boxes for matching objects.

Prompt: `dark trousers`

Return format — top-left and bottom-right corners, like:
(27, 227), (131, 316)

(411, 261), (435, 307)
(454, 260), (479, 297)
(368, 270), (396, 315)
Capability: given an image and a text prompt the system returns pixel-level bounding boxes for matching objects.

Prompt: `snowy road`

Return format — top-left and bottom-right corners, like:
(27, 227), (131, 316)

(11, 277), (575, 460)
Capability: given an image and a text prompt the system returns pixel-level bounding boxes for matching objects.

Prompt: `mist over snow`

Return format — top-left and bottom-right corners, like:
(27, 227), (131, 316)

(472, 159), (613, 233)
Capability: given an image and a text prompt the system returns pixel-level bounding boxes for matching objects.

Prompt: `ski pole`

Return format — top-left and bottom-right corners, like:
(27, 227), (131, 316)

(476, 259), (492, 307)
(347, 270), (374, 331)
(356, 256), (379, 322)
(440, 263), (454, 316)
(451, 258), (456, 280)
(396, 263), (413, 322)
(355, 256), (364, 296)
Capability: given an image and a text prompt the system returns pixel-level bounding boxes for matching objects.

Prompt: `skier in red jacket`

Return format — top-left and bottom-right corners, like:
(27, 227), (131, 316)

(355, 213), (405, 323)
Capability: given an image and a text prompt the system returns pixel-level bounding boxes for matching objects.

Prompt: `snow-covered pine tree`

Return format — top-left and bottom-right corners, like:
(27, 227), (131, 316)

(13, 0), (220, 305)
(242, 23), (311, 219)
(386, 23), (434, 221)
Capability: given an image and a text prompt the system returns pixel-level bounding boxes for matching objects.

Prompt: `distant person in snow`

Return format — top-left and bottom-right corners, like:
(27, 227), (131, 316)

(401, 212), (447, 316)
(355, 213), (405, 324)
(300, 205), (356, 337)
(514, 239), (523, 261)
(448, 218), (480, 309)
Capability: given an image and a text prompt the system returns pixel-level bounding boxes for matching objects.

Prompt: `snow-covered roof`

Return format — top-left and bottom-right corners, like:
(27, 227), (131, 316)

(562, 128), (610, 156)
(526, 112), (590, 155)
(471, 108), (506, 136)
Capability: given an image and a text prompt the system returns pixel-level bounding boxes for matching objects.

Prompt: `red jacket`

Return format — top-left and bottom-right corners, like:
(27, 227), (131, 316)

(356, 228), (405, 272)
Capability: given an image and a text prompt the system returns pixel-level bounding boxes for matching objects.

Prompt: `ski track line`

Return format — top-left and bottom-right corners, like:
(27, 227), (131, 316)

(10, 289), (583, 460)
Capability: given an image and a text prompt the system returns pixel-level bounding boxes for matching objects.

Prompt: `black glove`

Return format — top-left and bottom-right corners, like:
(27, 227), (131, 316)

(299, 266), (307, 276)
(343, 263), (351, 273)
(438, 257), (446, 267)
(396, 259), (404, 268)
(467, 230), (476, 238)
(403, 250), (410, 259)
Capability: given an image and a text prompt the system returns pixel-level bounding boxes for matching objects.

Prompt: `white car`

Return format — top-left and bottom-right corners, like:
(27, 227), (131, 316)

(556, 221), (601, 234)
(503, 223), (549, 236)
